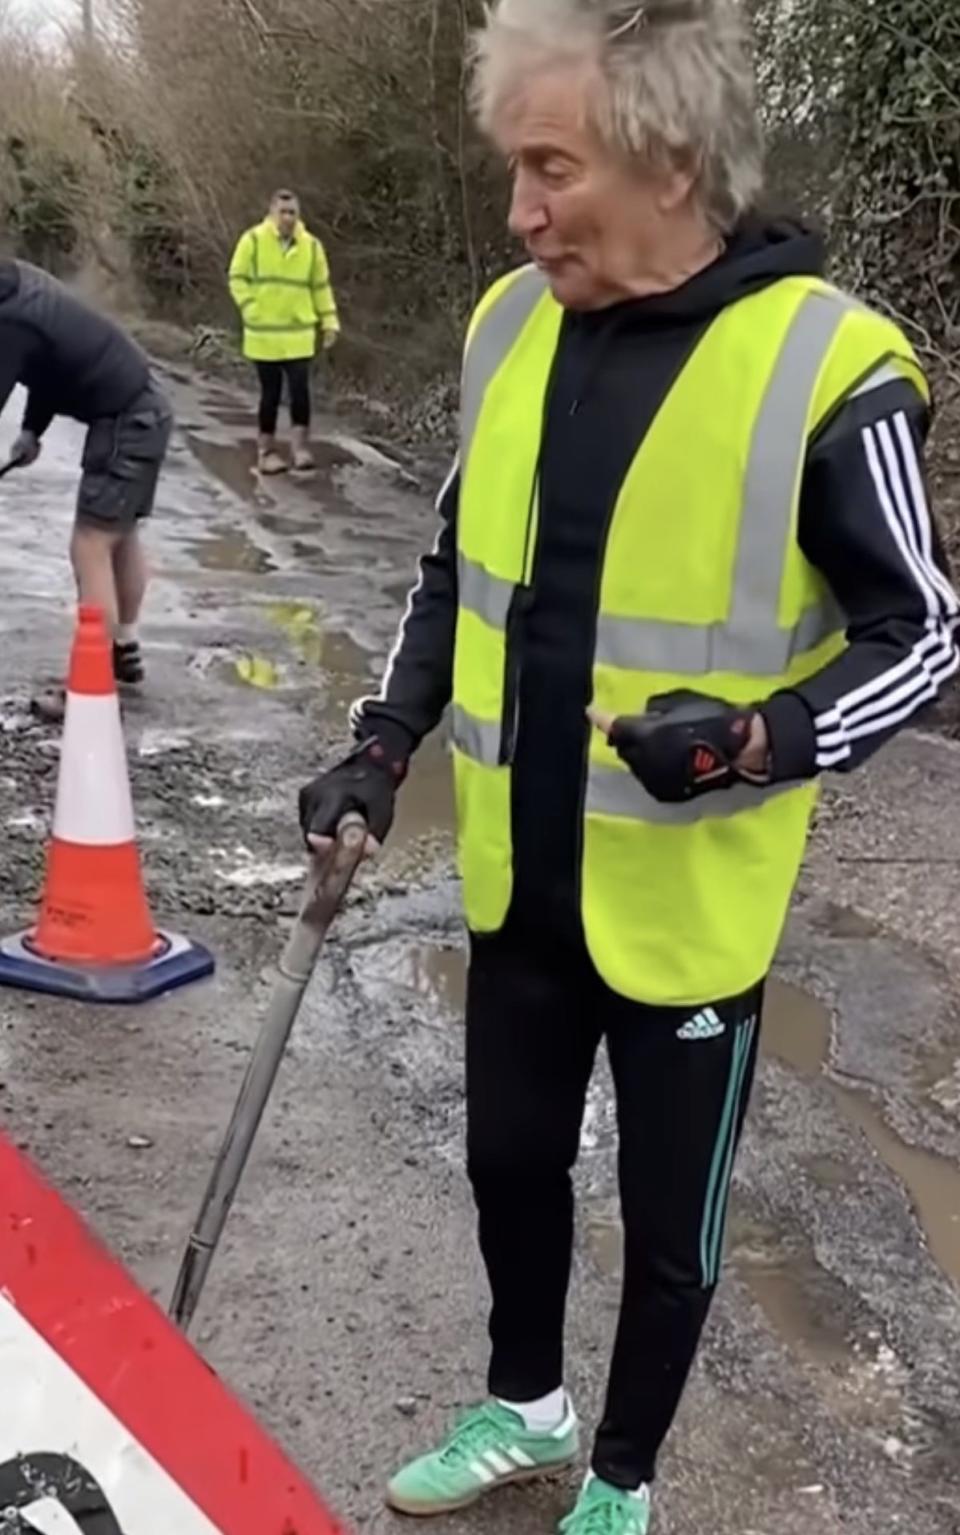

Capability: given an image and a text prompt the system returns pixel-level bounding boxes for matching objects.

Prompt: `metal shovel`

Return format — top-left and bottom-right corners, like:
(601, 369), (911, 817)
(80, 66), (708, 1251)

(170, 812), (368, 1332)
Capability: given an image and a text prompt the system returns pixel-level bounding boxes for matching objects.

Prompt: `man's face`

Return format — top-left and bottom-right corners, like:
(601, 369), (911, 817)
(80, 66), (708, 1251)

(273, 198), (299, 238)
(493, 65), (688, 311)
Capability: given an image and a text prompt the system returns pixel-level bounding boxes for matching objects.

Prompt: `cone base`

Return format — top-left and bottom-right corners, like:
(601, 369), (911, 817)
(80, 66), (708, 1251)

(0, 930), (214, 1005)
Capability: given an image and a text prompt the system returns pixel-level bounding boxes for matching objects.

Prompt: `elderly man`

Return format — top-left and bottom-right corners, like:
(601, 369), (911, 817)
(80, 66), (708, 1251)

(228, 189), (340, 475)
(300, 1), (958, 1530)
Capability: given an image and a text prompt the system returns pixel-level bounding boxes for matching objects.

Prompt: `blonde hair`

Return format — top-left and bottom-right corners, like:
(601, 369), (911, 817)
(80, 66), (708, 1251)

(472, 0), (764, 231)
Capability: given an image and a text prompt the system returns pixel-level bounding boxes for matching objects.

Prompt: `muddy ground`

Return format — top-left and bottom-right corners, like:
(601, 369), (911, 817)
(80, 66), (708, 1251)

(0, 373), (959, 1535)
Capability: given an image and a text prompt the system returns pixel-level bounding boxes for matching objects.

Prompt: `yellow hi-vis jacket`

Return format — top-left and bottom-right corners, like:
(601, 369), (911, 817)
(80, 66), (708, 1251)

(227, 218), (340, 363)
(453, 268), (926, 1006)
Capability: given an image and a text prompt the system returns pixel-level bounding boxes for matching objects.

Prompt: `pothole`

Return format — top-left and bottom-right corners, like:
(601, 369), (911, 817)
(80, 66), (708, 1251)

(764, 979), (960, 1287)
(185, 526), (275, 574)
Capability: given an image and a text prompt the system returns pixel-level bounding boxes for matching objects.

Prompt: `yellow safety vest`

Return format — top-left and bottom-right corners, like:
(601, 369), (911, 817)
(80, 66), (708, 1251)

(228, 219), (340, 363)
(452, 267), (925, 1006)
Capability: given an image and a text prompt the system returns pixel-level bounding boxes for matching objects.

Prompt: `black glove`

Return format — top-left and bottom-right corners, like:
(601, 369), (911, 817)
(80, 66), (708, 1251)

(298, 737), (407, 846)
(608, 690), (764, 804)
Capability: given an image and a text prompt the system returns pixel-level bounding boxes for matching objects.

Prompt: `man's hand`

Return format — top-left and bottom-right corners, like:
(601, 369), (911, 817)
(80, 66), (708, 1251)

(298, 737), (407, 858)
(588, 690), (770, 804)
(10, 430), (40, 467)
(322, 329), (339, 352)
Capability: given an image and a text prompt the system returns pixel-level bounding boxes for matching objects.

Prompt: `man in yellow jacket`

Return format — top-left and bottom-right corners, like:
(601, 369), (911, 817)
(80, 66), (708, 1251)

(228, 189), (339, 475)
(297, 3), (959, 1533)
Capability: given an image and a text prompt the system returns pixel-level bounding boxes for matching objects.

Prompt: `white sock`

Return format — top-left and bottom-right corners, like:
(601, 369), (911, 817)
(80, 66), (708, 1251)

(114, 624), (139, 646)
(584, 1471), (650, 1500)
(498, 1386), (568, 1434)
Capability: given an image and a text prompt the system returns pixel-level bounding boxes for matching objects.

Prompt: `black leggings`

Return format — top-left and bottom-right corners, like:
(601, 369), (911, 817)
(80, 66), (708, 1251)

(465, 915), (763, 1491)
(255, 358), (312, 435)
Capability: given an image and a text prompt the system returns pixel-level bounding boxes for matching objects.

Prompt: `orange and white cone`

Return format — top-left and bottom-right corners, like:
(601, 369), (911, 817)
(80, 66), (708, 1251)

(33, 605), (158, 965)
(0, 606), (214, 1002)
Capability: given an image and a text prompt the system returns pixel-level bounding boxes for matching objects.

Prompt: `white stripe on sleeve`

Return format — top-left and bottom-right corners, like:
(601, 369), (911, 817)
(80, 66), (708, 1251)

(813, 417), (959, 768)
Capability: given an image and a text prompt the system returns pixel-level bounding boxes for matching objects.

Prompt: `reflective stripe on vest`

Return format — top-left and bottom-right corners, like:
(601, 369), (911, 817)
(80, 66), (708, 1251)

(451, 696), (800, 824)
(460, 269), (546, 474)
(245, 276), (317, 289)
(241, 320), (317, 333)
(458, 273), (850, 682)
(458, 553), (514, 629)
(452, 704), (501, 767)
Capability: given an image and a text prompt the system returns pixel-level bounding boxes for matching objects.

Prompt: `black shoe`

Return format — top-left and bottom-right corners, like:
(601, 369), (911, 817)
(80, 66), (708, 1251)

(113, 640), (145, 686)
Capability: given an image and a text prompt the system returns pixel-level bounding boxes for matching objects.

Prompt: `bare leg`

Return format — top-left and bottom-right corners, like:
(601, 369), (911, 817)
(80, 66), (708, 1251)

(70, 522), (120, 629)
(31, 522), (124, 718)
(111, 526), (149, 632)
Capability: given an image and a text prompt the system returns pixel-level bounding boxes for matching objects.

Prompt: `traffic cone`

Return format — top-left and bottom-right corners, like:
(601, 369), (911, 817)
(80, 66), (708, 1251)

(0, 606), (215, 1003)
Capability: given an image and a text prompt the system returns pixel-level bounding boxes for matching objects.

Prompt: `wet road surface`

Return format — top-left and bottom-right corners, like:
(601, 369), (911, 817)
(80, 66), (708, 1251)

(0, 374), (958, 1533)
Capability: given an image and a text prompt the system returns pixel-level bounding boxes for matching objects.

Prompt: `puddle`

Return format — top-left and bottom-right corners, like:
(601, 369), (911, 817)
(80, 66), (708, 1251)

(764, 980), (960, 1287)
(728, 1216), (912, 1431)
(353, 936), (466, 1020)
(186, 433), (258, 503)
(763, 978), (832, 1076)
(403, 944), (466, 1012)
(269, 601), (341, 666)
(199, 416), (361, 471)
(187, 526), (276, 574)
(390, 733), (456, 850)
(263, 602), (374, 711)
(728, 1214), (855, 1369)
(234, 653), (281, 689)
(837, 1091), (960, 1282)
(186, 607), (371, 698)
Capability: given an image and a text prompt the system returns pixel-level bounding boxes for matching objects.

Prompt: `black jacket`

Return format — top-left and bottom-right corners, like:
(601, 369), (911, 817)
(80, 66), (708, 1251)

(0, 260), (150, 438)
(352, 223), (960, 935)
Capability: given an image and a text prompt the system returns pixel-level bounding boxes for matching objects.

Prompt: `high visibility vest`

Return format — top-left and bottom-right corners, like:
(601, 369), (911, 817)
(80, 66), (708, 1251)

(227, 219), (339, 363)
(452, 267), (925, 1005)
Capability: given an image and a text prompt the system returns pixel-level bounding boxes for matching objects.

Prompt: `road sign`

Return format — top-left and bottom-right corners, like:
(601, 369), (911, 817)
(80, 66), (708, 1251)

(0, 1134), (348, 1534)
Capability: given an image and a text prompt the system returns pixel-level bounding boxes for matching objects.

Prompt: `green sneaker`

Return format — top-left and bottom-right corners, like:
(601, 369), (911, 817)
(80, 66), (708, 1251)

(559, 1476), (652, 1534)
(386, 1398), (578, 1516)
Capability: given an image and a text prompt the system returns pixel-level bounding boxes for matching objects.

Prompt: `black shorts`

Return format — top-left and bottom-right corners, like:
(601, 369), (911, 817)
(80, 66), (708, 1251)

(76, 381), (173, 531)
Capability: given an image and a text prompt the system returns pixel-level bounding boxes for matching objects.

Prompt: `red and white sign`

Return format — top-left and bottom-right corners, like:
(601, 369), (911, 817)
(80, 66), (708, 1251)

(0, 1135), (348, 1534)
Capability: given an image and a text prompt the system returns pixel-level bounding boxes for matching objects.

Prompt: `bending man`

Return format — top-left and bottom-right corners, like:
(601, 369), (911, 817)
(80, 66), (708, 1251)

(0, 260), (171, 711)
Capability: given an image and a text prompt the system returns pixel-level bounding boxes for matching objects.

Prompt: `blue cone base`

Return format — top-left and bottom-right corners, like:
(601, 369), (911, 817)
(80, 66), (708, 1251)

(0, 930), (215, 1004)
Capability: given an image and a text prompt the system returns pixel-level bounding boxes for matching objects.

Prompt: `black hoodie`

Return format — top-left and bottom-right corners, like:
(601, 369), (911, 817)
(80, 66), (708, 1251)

(353, 222), (958, 943)
(0, 261), (150, 438)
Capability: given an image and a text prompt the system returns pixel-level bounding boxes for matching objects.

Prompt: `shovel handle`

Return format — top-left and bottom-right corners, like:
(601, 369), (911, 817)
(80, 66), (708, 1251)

(280, 812), (367, 984)
(169, 812), (368, 1332)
